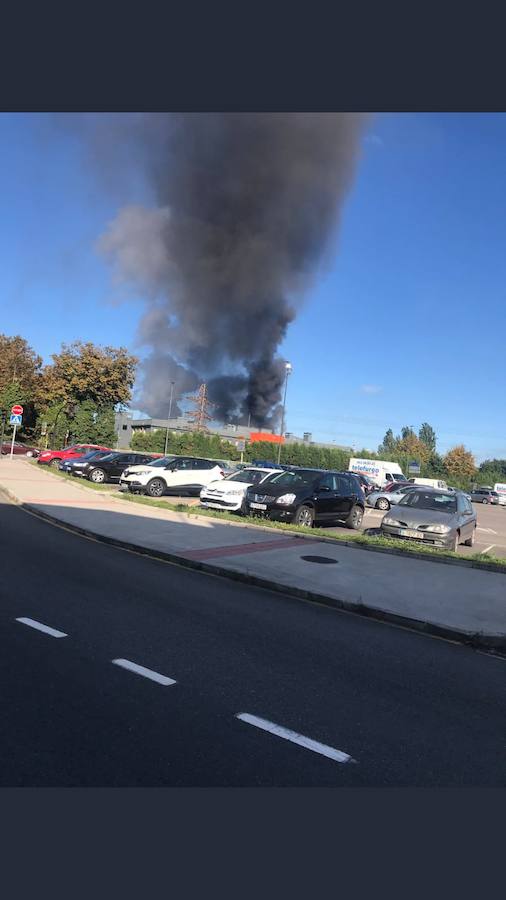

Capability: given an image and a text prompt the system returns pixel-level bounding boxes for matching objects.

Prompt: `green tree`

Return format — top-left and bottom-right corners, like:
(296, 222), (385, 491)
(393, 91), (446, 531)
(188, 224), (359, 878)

(419, 422), (437, 452)
(43, 341), (138, 407)
(378, 428), (397, 456)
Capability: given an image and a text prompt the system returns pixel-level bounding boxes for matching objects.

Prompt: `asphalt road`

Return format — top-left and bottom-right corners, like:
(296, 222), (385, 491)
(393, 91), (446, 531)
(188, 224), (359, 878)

(1, 497), (505, 786)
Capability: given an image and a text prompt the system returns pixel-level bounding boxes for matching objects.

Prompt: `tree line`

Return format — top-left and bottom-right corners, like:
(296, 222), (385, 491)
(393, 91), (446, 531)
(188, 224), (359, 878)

(132, 423), (500, 490)
(0, 333), (137, 448)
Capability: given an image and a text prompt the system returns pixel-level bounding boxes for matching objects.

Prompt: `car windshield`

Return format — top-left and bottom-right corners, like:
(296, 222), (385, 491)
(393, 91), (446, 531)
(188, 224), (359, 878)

(225, 470), (270, 484)
(77, 451), (104, 461)
(267, 470), (318, 487)
(397, 491), (457, 513)
(142, 456), (176, 468)
(94, 453), (116, 463)
(392, 474), (405, 482)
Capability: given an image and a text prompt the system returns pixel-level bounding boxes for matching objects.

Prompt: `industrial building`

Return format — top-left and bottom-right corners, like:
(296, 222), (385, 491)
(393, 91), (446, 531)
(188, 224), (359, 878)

(114, 412), (352, 453)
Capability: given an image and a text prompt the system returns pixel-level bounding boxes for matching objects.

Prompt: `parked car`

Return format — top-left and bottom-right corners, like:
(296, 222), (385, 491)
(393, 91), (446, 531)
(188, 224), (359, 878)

(383, 480), (410, 492)
(493, 482), (506, 506)
(470, 488), (500, 505)
(351, 473), (376, 495)
(59, 449), (113, 475)
(245, 467), (365, 529)
(37, 444), (112, 467)
(367, 483), (423, 511)
(1, 440), (40, 457)
(78, 451), (158, 484)
(200, 466), (282, 513)
(381, 489), (477, 551)
(119, 455), (227, 498)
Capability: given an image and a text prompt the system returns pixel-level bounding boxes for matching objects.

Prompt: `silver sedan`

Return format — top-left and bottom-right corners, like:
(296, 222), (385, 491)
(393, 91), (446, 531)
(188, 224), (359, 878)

(381, 489), (477, 552)
(367, 484), (421, 511)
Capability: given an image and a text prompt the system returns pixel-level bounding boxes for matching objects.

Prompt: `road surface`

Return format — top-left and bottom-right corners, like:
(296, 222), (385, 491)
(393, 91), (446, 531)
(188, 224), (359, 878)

(1, 497), (504, 786)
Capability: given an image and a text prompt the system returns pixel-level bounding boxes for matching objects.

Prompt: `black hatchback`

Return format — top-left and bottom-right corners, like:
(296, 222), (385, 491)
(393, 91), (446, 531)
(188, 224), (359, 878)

(80, 452), (157, 484)
(245, 468), (365, 529)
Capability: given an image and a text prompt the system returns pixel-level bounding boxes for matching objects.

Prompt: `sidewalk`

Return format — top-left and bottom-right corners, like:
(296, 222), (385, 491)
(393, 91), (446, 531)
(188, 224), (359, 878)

(1, 457), (506, 651)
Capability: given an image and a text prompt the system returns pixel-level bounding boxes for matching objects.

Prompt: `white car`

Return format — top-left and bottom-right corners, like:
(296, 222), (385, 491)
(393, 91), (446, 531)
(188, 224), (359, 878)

(200, 466), (282, 514)
(119, 455), (226, 498)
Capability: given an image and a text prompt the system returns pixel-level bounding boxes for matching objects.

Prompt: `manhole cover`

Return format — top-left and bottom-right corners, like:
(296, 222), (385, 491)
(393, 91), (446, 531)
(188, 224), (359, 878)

(300, 555), (338, 564)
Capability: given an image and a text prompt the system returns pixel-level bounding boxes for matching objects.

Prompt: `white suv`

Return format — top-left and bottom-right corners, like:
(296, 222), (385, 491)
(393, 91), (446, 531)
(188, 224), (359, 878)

(119, 455), (226, 498)
(200, 466), (282, 514)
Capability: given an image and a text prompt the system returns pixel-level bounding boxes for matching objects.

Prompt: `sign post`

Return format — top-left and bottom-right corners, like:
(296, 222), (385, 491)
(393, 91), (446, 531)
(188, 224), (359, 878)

(408, 460), (421, 476)
(0, 414), (5, 459)
(9, 406), (23, 461)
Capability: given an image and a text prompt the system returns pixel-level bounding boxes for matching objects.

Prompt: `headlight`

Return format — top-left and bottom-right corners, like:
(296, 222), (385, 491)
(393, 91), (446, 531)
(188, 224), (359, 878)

(383, 517), (400, 526)
(424, 524), (451, 534)
(276, 493), (297, 505)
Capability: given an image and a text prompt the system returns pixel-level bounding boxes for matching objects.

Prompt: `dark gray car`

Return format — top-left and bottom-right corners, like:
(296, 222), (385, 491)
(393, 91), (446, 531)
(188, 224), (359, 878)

(381, 489), (477, 551)
(470, 488), (499, 505)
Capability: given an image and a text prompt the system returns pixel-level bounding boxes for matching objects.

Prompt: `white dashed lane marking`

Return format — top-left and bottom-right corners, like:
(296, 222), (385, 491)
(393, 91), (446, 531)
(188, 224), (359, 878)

(112, 658), (177, 686)
(236, 713), (356, 764)
(16, 617), (67, 638)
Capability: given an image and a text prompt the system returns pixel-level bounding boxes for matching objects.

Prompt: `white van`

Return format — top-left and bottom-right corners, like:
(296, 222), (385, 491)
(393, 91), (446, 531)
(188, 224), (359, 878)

(348, 458), (406, 488)
(493, 483), (506, 506)
(408, 477), (448, 490)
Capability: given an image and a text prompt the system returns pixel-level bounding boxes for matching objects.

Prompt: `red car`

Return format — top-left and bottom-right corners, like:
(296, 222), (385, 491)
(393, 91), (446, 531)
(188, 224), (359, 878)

(1, 440), (41, 457)
(37, 443), (113, 467)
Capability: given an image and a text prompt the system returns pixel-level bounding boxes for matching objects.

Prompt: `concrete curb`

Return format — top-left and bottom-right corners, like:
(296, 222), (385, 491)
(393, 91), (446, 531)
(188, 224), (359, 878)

(27, 461), (506, 575)
(3, 485), (504, 657)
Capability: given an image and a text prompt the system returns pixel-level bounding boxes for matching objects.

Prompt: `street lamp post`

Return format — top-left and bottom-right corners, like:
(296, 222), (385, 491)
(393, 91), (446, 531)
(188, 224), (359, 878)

(277, 362), (292, 465)
(164, 381), (176, 456)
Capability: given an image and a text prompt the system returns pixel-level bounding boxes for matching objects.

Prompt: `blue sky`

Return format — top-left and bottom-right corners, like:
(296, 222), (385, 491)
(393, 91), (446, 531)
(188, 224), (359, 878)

(1, 113), (505, 462)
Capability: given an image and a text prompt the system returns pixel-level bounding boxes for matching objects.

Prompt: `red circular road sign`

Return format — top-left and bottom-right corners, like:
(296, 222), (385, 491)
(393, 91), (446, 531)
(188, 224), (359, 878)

(11, 405), (23, 415)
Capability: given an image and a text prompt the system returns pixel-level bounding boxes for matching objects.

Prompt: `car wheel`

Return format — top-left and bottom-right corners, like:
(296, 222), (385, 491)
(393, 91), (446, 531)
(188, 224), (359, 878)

(50, 458), (61, 468)
(346, 504), (364, 530)
(294, 505), (314, 528)
(376, 497), (390, 510)
(146, 478), (166, 498)
(464, 527), (475, 548)
(450, 531), (460, 552)
(90, 468), (106, 484)
(482, 498), (489, 504)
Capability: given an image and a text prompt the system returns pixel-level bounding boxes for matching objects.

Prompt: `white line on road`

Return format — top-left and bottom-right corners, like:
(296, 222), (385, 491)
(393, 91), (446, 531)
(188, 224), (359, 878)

(112, 658), (176, 686)
(482, 545), (495, 554)
(236, 713), (355, 764)
(16, 617), (67, 638)
(477, 527), (497, 534)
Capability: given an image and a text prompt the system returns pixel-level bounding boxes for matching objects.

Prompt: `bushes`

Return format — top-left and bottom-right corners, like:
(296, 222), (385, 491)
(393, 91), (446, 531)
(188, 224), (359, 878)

(130, 429), (240, 460)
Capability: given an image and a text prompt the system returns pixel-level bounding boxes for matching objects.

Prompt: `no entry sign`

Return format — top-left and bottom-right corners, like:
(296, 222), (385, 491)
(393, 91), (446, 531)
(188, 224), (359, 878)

(11, 404), (23, 416)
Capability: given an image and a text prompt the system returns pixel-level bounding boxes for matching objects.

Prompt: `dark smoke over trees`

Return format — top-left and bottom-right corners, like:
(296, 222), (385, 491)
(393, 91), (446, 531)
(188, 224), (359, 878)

(88, 113), (368, 425)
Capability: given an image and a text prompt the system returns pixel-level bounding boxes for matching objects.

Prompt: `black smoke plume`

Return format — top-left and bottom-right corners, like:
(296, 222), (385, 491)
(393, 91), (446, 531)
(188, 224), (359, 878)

(93, 113), (367, 425)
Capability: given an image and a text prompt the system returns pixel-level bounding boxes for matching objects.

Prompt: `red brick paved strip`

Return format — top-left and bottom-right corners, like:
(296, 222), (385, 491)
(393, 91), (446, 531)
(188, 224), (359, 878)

(181, 537), (308, 561)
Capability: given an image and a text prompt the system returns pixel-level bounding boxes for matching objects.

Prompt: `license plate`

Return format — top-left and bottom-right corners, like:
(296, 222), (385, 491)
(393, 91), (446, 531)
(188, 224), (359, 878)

(399, 528), (421, 539)
(250, 502), (267, 510)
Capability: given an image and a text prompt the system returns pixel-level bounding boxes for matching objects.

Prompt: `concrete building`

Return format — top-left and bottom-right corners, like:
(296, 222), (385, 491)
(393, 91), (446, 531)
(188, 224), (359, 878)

(114, 411), (353, 453)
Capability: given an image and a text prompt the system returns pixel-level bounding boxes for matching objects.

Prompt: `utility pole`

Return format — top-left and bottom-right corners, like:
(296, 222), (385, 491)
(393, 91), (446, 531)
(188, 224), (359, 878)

(277, 362), (292, 465)
(186, 383), (214, 432)
(164, 381), (176, 456)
